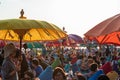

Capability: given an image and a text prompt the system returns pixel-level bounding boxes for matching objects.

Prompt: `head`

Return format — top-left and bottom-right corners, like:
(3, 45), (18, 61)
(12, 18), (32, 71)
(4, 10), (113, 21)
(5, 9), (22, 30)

(90, 63), (98, 71)
(87, 59), (94, 67)
(32, 58), (40, 67)
(106, 71), (119, 80)
(53, 67), (66, 80)
(24, 71), (34, 80)
(76, 74), (86, 80)
(3, 43), (16, 58)
(23, 43), (28, 49)
(97, 74), (109, 80)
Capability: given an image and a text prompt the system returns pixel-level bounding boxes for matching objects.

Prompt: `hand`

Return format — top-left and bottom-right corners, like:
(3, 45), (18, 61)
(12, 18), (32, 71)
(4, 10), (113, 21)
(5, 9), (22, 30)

(15, 63), (21, 71)
(34, 77), (40, 80)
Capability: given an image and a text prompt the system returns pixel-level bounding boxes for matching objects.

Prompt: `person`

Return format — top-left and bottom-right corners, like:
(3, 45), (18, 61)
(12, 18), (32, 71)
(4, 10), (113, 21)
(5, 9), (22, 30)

(53, 67), (67, 80)
(64, 61), (71, 73)
(0, 49), (4, 77)
(21, 70), (34, 80)
(1, 43), (20, 80)
(83, 63), (98, 79)
(20, 52), (29, 79)
(31, 58), (43, 77)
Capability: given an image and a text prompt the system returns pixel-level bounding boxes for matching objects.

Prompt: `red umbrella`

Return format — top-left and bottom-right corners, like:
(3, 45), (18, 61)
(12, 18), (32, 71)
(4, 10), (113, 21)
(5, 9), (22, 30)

(45, 41), (60, 47)
(84, 13), (120, 45)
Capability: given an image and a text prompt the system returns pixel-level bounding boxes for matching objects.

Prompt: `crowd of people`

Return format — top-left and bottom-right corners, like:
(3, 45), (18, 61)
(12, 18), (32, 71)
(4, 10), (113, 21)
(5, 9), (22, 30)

(0, 43), (120, 80)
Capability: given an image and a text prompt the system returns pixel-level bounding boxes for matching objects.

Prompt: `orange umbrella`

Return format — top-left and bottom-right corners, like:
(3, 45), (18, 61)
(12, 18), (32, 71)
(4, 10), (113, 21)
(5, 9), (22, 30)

(84, 13), (120, 45)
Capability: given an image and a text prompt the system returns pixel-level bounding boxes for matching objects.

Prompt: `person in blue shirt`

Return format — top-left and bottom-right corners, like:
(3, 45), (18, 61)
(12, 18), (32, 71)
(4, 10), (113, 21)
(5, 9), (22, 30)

(32, 58), (43, 77)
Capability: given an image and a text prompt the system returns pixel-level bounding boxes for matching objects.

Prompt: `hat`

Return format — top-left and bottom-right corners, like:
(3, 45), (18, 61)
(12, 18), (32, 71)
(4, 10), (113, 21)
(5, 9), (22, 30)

(99, 62), (112, 74)
(106, 71), (119, 80)
(3, 43), (16, 58)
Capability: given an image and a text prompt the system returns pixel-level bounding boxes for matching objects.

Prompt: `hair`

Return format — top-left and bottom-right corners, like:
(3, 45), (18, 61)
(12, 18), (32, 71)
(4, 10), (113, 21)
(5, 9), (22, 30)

(21, 54), (29, 78)
(77, 74), (86, 80)
(90, 63), (98, 71)
(23, 43), (28, 49)
(32, 58), (39, 66)
(3, 43), (16, 58)
(53, 67), (66, 80)
(87, 59), (94, 65)
(15, 48), (21, 58)
(97, 74), (109, 80)
(24, 70), (34, 79)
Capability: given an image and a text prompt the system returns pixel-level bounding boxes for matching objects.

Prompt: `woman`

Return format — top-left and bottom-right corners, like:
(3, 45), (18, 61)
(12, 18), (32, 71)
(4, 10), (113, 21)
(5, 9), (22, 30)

(53, 67), (66, 80)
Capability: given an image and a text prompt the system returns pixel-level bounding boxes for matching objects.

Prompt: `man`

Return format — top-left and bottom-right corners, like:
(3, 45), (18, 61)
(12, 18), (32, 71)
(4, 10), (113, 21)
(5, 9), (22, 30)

(1, 43), (20, 80)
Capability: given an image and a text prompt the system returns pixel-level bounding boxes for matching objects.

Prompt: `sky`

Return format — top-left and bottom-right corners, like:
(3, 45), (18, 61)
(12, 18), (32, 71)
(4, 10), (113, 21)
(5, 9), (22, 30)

(0, 0), (120, 37)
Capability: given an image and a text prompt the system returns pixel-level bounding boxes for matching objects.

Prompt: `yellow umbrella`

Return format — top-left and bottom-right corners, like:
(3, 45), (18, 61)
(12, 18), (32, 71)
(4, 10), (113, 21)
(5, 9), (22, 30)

(0, 19), (67, 41)
(0, 10), (67, 49)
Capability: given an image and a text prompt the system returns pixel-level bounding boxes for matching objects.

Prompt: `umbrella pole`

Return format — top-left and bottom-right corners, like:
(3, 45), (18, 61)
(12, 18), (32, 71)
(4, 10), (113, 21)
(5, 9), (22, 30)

(20, 36), (23, 51)
(19, 9), (26, 51)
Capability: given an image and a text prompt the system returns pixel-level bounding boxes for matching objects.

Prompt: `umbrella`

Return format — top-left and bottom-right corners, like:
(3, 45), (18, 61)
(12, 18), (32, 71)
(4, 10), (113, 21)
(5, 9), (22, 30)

(0, 19), (67, 41)
(45, 41), (60, 47)
(0, 9), (67, 50)
(84, 13), (120, 45)
(63, 34), (84, 46)
(26, 42), (44, 49)
(67, 34), (84, 43)
(46, 34), (84, 46)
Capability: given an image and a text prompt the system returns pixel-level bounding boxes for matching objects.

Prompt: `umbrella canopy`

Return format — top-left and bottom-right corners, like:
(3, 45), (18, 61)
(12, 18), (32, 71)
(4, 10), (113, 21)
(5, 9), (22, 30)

(0, 9), (67, 43)
(67, 34), (84, 43)
(27, 42), (44, 49)
(84, 13), (120, 45)
(0, 19), (67, 41)
(0, 9), (67, 49)
(0, 19), (67, 50)
(63, 34), (84, 46)
(46, 34), (83, 47)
